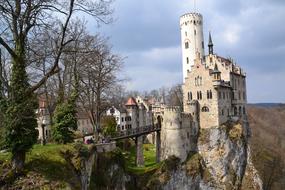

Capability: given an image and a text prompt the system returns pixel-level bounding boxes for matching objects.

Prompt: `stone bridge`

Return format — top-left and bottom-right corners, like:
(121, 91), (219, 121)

(111, 124), (161, 167)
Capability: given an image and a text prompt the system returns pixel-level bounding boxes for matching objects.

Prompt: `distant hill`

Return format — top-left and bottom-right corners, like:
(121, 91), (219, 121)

(248, 103), (285, 108)
(247, 104), (285, 189)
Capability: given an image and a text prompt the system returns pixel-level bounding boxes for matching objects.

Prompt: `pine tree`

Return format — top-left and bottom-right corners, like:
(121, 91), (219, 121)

(52, 65), (79, 144)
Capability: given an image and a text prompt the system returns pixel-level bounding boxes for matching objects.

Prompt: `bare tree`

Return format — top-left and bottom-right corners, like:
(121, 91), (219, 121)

(77, 36), (123, 134)
(0, 0), (114, 172)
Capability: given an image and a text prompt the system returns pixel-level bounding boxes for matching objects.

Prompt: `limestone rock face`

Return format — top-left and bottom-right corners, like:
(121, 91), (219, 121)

(160, 121), (263, 190)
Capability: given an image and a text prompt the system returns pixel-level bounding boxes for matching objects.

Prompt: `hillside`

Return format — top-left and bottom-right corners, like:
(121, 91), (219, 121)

(247, 105), (285, 189)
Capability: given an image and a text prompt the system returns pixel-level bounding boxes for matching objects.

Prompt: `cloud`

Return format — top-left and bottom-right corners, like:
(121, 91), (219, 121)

(88, 0), (285, 103)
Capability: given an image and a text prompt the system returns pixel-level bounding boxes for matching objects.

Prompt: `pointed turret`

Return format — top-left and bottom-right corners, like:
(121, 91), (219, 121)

(208, 32), (214, 55)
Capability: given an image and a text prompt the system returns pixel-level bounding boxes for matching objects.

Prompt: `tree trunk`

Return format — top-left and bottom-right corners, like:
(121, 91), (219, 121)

(12, 151), (26, 173)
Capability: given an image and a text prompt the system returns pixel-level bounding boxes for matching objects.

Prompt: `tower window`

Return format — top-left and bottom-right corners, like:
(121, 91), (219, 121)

(201, 106), (209, 112)
(194, 29), (196, 35)
(185, 31), (187, 36)
(186, 57), (189, 64)
(185, 42), (189, 49)
(202, 41), (204, 49)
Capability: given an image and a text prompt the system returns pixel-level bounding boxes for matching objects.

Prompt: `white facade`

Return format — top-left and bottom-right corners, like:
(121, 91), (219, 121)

(180, 13), (205, 82)
(106, 106), (121, 125)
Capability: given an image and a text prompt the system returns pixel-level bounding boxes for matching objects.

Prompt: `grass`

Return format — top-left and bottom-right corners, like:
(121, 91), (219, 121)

(0, 143), (82, 189)
(123, 143), (161, 175)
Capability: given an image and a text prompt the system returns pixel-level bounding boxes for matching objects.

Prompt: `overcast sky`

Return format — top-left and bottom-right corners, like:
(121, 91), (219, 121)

(87, 0), (285, 103)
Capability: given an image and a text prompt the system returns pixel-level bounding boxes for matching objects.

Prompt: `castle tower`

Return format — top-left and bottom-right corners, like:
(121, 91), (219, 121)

(180, 13), (205, 82)
(208, 32), (214, 55)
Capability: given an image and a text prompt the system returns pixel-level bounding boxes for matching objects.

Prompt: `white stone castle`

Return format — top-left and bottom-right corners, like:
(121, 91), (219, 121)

(105, 11), (248, 163)
(159, 12), (248, 161)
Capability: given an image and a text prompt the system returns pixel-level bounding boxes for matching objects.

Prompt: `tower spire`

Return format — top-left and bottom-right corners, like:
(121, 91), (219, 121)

(208, 32), (214, 55)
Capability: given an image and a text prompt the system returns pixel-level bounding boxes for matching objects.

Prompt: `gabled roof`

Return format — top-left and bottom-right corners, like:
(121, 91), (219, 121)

(125, 97), (137, 106)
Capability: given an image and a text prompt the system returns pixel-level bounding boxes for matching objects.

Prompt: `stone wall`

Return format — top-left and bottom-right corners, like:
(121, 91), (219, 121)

(161, 107), (198, 162)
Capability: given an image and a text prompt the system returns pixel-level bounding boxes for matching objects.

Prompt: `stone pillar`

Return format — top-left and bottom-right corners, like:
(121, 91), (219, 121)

(135, 136), (144, 167)
(156, 131), (161, 163)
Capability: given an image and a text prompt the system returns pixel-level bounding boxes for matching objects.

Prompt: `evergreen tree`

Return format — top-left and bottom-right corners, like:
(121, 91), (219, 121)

(51, 101), (77, 144)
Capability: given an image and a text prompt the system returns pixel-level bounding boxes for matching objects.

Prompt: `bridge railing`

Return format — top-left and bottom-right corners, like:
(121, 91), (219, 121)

(112, 124), (161, 139)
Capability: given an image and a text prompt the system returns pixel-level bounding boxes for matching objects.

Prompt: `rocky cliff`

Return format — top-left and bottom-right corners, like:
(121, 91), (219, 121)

(91, 120), (263, 190)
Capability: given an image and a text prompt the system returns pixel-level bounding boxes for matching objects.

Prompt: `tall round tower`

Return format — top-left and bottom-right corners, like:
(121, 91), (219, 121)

(180, 13), (205, 82)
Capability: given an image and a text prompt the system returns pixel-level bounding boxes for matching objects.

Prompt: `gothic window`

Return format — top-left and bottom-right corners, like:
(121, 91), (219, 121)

(185, 42), (189, 49)
(223, 92), (225, 99)
(186, 57), (189, 64)
(238, 91), (241, 100)
(221, 109), (224, 115)
(227, 109), (230, 116)
(185, 31), (187, 36)
(194, 29), (196, 34)
(201, 106), (209, 112)
(239, 107), (242, 116)
(200, 91), (202, 100)
(234, 107), (238, 116)
(197, 91), (200, 100)
(243, 107), (246, 114)
(207, 90), (209, 99)
(190, 92), (192, 100)
(202, 41), (204, 49)
(210, 90), (212, 99)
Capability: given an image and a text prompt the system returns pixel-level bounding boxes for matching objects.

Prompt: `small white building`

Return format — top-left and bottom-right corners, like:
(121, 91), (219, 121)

(106, 96), (154, 131)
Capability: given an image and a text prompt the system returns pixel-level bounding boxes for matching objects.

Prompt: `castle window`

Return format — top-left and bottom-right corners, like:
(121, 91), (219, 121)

(185, 42), (189, 49)
(201, 106), (209, 112)
(186, 57), (189, 64)
(234, 107), (238, 116)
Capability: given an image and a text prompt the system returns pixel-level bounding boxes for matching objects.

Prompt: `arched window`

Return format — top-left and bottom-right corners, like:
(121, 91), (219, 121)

(190, 92), (192, 100)
(185, 42), (189, 49)
(239, 107), (242, 116)
(207, 90), (209, 99)
(200, 91), (202, 100)
(210, 90), (212, 99)
(201, 106), (209, 112)
(197, 91), (200, 100)
(186, 57), (189, 64)
(234, 107), (238, 116)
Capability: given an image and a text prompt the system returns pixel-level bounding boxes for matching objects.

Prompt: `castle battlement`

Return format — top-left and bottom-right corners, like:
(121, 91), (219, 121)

(164, 106), (181, 112)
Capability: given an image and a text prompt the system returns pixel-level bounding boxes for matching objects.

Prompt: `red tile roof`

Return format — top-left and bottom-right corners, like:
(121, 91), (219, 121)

(125, 97), (137, 106)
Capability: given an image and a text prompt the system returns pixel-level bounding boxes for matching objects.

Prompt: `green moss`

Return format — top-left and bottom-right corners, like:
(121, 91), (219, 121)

(0, 143), (90, 189)
(147, 155), (181, 189)
(90, 148), (126, 189)
(199, 128), (210, 144)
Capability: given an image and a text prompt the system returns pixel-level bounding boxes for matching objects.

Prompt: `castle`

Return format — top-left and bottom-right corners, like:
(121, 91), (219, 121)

(159, 12), (248, 161)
